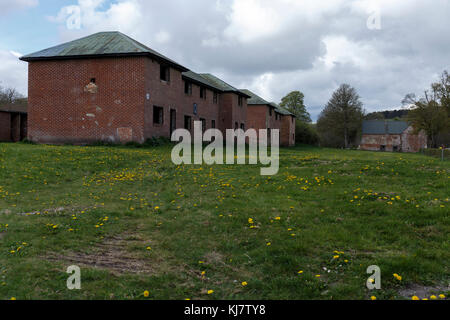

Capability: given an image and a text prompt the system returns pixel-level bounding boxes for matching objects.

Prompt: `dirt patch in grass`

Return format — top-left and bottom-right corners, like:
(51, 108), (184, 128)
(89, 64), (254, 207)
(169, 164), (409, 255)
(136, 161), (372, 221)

(44, 233), (173, 276)
(398, 283), (449, 299)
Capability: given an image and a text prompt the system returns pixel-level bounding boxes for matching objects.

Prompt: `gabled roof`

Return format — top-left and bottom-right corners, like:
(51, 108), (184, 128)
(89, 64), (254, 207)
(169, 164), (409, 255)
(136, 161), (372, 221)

(20, 31), (188, 71)
(239, 89), (271, 105)
(182, 71), (223, 92)
(362, 120), (410, 135)
(199, 74), (250, 97)
(269, 102), (295, 117)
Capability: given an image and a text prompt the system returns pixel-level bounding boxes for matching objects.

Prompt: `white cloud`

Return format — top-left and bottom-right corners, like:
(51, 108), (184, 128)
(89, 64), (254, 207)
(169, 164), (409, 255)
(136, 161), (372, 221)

(0, 50), (28, 95)
(26, 0), (450, 119)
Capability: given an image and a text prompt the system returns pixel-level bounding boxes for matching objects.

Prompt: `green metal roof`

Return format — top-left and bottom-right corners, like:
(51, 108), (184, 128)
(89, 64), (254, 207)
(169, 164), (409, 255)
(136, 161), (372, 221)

(239, 89), (271, 105)
(199, 74), (250, 97)
(182, 71), (223, 92)
(269, 102), (295, 117)
(20, 31), (188, 71)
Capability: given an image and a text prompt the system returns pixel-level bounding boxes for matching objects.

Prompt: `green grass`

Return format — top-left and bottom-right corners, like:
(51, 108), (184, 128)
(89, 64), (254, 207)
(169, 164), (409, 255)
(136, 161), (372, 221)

(0, 143), (448, 300)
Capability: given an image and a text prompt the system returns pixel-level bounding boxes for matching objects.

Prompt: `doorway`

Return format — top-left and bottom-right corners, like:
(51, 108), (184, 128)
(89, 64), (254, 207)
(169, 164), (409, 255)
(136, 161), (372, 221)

(170, 109), (177, 137)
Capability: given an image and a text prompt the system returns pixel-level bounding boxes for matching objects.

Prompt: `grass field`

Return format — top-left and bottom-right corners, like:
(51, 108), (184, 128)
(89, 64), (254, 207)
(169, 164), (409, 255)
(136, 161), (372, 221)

(0, 143), (448, 300)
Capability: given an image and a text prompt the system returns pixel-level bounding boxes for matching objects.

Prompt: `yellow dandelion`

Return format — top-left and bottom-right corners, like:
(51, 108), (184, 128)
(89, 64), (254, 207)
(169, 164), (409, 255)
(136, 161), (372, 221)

(143, 290), (150, 298)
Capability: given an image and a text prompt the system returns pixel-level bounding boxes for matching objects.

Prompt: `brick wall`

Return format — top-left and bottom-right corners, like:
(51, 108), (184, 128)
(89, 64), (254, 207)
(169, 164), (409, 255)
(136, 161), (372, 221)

(0, 112), (11, 141)
(247, 105), (268, 131)
(361, 127), (427, 153)
(27, 56), (246, 144)
(28, 57), (147, 144)
(281, 115), (296, 147)
(143, 59), (220, 139)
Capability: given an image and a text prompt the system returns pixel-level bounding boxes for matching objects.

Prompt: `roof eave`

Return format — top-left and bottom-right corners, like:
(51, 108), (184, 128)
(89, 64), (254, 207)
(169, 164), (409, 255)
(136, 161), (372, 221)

(223, 90), (251, 98)
(181, 75), (223, 93)
(20, 52), (189, 72)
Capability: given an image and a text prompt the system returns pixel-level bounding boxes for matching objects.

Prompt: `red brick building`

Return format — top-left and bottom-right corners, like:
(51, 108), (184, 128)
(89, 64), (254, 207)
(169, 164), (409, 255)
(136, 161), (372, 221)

(360, 120), (427, 153)
(242, 89), (296, 147)
(0, 103), (28, 142)
(20, 32), (250, 144)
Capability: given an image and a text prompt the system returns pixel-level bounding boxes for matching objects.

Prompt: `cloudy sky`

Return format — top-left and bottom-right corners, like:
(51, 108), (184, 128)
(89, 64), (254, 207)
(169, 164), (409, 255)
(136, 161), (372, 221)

(1, 0), (449, 120)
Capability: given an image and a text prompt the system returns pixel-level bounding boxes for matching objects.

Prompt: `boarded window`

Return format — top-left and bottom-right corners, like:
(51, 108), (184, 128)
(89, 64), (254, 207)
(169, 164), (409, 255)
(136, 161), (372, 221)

(213, 92), (218, 104)
(184, 116), (192, 130)
(238, 96), (243, 107)
(160, 65), (170, 82)
(153, 106), (164, 125)
(211, 120), (216, 129)
(200, 87), (207, 99)
(200, 118), (206, 132)
(185, 81), (192, 95)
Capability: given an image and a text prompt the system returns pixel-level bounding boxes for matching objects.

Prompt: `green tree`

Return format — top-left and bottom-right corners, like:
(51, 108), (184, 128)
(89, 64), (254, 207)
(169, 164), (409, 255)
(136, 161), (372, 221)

(403, 90), (448, 149)
(295, 121), (319, 146)
(279, 91), (311, 123)
(317, 84), (364, 148)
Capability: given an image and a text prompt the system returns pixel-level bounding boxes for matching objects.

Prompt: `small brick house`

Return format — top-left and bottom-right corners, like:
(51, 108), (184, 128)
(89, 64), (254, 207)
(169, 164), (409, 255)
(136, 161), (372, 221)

(360, 120), (427, 153)
(20, 32), (250, 144)
(0, 103), (28, 142)
(242, 89), (296, 147)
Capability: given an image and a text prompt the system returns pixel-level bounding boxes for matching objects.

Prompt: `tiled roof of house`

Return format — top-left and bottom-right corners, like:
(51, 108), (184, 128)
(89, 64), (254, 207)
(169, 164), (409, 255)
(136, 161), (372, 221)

(182, 71), (223, 92)
(362, 120), (410, 135)
(20, 31), (188, 71)
(199, 74), (250, 97)
(239, 89), (270, 105)
(269, 102), (295, 117)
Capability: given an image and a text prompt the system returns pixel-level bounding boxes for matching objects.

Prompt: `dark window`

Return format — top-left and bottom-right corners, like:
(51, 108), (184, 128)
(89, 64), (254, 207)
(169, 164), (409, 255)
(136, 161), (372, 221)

(238, 96), (243, 107)
(235, 122), (239, 130)
(185, 81), (192, 95)
(200, 87), (207, 99)
(160, 65), (170, 82)
(380, 145), (386, 152)
(90, 78), (96, 84)
(269, 108), (273, 116)
(211, 120), (216, 129)
(200, 118), (206, 132)
(213, 92), (218, 104)
(153, 106), (164, 125)
(184, 116), (192, 130)
(240, 123), (245, 131)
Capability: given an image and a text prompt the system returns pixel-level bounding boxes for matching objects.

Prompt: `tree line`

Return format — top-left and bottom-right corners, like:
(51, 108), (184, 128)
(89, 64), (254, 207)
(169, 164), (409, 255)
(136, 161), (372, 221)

(279, 70), (450, 149)
(0, 84), (25, 105)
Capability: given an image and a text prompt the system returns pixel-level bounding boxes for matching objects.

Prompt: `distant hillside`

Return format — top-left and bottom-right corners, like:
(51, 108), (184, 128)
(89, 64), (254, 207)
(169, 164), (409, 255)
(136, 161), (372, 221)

(365, 109), (409, 120)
